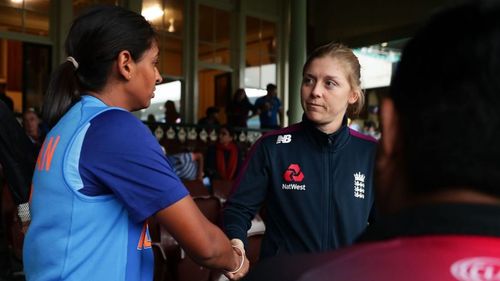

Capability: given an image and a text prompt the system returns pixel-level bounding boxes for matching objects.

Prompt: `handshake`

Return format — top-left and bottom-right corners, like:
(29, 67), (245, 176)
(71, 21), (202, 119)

(224, 239), (250, 280)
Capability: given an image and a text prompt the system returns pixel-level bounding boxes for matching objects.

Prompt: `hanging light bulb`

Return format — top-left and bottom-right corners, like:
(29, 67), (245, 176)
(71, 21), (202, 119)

(168, 18), (175, 33)
(142, 5), (164, 21)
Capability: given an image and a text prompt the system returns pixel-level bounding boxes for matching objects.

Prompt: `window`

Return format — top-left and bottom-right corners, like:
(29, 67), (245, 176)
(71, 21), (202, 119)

(0, 0), (50, 36)
(244, 16), (277, 89)
(136, 80), (182, 122)
(73, 0), (119, 16)
(198, 5), (231, 66)
(142, 0), (184, 77)
(353, 39), (406, 89)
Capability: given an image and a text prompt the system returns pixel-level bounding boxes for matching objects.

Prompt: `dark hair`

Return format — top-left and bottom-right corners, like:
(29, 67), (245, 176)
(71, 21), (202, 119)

(206, 106), (219, 116)
(233, 88), (249, 102)
(303, 42), (364, 116)
(42, 5), (157, 128)
(219, 124), (235, 136)
(266, 83), (277, 92)
(391, 1), (500, 197)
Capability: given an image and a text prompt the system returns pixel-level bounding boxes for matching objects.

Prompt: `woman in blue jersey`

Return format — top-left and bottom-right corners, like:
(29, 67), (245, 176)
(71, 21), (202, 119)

(222, 43), (377, 260)
(23, 6), (247, 281)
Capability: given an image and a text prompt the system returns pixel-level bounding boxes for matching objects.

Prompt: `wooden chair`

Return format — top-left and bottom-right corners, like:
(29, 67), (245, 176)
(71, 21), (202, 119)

(211, 179), (234, 201)
(247, 231), (265, 266)
(183, 180), (211, 198)
(149, 217), (180, 281)
(193, 197), (221, 224)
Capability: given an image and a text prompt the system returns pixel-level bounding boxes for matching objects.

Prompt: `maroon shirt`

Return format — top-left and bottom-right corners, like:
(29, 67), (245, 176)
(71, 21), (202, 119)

(245, 204), (500, 281)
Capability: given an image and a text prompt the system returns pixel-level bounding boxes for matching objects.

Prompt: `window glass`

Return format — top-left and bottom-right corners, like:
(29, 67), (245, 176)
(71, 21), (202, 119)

(198, 5), (230, 66)
(353, 39), (406, 89)
(73, 0), (118, 17)
(136, 80), (182, 122)
(244, 16), (276, 89)
(142, 0), (184, 77)
(0, 0), (50, 36)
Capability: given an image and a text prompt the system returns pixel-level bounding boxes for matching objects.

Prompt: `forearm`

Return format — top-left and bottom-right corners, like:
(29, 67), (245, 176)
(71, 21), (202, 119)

(222, 201), (255, 244)
(187, 221), (239, 270)
(155, 196), (240, 271)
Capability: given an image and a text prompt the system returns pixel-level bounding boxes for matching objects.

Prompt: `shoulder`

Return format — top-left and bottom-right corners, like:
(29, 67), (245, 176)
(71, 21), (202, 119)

(86, 109), (155, 147)
(349, 128), (378, 145)
(91, 109), (143, 127)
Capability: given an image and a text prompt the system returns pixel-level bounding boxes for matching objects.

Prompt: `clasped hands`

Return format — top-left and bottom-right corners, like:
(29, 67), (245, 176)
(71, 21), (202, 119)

(224, 239), (250, 280)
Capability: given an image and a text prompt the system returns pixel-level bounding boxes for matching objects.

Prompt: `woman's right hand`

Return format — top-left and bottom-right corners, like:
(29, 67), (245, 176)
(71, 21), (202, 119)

(224, 241), (250, 280)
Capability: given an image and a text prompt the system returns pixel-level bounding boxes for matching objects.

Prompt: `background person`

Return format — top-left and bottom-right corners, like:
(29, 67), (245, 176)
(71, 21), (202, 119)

(222, 43), (377, 263)
(254, 83), (282, 129)
(22, 108), (46, 155)
(0, 79), (13, 112)
(244, 2), (500, 280)
(226, 89), (256, 128)
(205, 125), (242, 181)
(198, 106), (221, 130)
(23, 6), (248, 281)
(164, 100), (181, 125)
(167, 151), (205, 181)
(0, 100), (35, 279)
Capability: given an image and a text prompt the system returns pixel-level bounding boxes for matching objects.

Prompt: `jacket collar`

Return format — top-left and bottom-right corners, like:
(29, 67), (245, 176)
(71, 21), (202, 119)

(301, 114), (350, 151)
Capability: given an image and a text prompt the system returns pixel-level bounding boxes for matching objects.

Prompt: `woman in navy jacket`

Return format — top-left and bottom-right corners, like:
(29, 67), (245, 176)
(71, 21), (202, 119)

(222, 43), (377, 260)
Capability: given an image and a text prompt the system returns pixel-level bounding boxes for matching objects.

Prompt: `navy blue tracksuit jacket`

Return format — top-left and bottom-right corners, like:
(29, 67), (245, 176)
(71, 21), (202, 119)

(222, 117), (377, 259)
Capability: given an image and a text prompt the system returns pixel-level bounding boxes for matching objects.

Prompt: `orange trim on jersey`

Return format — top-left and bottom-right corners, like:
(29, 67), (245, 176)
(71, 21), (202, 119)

(37, 136), (60, 172)
(36, 140), (47, 170)
(44, 136), (60, 171)
(137, 222), (152, 250)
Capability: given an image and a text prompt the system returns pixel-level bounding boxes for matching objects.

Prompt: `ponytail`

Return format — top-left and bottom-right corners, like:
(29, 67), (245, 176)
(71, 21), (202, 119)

(42, 5), (156, 128)
(42, 60), (80, 129)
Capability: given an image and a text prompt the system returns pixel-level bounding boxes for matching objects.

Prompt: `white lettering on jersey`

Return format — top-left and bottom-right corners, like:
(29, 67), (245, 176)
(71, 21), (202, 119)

(451, 257), (500, 281)
(276, 134), (292, 144)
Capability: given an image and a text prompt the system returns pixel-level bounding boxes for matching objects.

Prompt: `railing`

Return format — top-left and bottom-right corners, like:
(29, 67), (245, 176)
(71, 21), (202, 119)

(144, 122), (272, 155)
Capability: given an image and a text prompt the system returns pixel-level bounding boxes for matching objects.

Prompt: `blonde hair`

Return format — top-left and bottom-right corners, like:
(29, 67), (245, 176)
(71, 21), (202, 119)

(303, 42), (364, 116)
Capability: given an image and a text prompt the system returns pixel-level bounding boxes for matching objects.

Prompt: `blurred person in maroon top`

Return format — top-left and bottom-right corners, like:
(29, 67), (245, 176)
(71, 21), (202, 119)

(244, 2), (500, 280)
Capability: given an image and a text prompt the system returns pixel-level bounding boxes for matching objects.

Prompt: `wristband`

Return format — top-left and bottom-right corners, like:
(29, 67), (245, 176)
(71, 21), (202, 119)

(226, 245), (245, 274)
(17, 203), (31, 223)
(230, 239), (245, 255)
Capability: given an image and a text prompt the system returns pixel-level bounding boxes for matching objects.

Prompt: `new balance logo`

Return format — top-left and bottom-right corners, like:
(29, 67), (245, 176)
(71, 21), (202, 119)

(353, 172), (365, 199)
(276, 134), (292, 144)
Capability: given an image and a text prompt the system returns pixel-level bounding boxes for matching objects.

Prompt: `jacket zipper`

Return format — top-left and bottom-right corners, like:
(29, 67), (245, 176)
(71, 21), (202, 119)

(324, 138), (332, 249)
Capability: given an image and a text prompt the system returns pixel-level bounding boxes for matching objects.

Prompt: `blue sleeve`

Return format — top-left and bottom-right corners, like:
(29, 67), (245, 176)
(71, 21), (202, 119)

(79, 110), (188, 223)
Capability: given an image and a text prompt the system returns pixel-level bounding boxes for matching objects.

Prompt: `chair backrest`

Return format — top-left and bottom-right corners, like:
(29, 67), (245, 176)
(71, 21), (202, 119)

(211, 179), (234, 201)
(247, 231), (265, 266)
(176, 256), (211, 281)
(183, 180), (211, 198)
(193, 197), (221, 224)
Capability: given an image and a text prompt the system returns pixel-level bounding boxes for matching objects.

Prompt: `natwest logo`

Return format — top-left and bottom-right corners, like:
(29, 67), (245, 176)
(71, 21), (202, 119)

(283, 164), (304, 182)
(451, 257), (500, 281)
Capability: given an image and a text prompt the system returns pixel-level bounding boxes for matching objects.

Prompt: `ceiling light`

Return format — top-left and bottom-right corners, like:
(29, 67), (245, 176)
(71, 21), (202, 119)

(168, 18), (175, 32)
(142, 5), (164, 21)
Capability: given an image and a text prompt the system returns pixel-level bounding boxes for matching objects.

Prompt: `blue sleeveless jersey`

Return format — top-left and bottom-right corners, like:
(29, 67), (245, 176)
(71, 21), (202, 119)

(23, 96), (188, 281)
